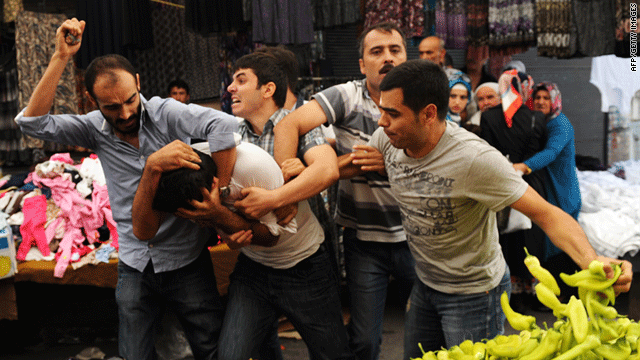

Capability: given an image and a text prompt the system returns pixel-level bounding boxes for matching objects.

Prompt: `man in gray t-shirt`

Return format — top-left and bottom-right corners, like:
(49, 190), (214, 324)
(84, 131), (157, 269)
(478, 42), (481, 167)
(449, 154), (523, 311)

(358, 59), (633, 359)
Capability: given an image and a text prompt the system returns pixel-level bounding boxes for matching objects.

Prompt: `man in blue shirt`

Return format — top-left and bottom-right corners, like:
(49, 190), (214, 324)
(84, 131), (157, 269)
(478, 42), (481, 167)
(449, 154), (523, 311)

(15, 18), (238, 360)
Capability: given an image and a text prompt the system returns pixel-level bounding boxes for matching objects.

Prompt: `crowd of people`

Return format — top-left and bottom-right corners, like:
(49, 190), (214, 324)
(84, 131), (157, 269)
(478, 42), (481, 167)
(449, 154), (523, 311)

(14, 17), (634, 360)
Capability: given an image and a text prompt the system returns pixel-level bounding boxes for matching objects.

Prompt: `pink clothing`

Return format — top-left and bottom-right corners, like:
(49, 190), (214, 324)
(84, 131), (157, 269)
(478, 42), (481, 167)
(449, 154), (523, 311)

(31, 170), (117, 278)
(49, 152), (74, 164)
(16, 195), (50, 260)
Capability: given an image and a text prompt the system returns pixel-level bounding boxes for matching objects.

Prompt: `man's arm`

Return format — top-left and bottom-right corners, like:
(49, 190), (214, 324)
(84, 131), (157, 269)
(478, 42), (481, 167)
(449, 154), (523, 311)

(210, 147), (236, 188)
(510, 186), (633, 293)
(24, 18), (85, 117)
(132, 141), (202, 240)
(273, 99), (328, 165)
(338, 145), (385, 179)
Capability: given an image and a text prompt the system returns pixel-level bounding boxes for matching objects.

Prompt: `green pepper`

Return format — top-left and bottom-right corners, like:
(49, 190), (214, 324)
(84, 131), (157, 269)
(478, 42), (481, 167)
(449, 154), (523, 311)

(535, 282), (567, 317)
(575, 264), (623, 291)
(589, 295), (618, 319)
(550, 334), (600, 360)
(593, 337), (631, 360)
(524, 247), (561, 295)
(567, 295), (589, 344)
(598, 317), (623, 342)
(501, 291), (536, 331)
(486, 334), (523, 357)
(519, 329), (563, 360)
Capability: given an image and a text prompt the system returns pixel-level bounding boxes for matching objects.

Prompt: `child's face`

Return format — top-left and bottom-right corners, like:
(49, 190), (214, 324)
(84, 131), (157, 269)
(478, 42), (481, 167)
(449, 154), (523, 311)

(449, 88), (469, 115)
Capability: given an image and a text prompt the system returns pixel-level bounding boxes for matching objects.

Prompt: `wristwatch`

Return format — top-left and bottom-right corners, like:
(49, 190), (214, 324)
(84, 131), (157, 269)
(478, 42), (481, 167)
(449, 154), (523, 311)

(219, 186), (230, 198)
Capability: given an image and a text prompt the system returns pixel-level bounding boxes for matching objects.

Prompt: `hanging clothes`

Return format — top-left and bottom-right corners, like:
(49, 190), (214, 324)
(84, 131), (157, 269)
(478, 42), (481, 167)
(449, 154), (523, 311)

(466, 0), (489, 48)
(488, 0), (535, 57)
(424, 0), (436, 36)
(3, 0), (22, 23)
(364, 0), (424, 39)
(134, 0), (221, 101)
(569, 0), (616, 57)
(614, 0), (639, 58)
(253, 0), (315, 44)
(0, 50), (30, 165)
(536, 0), (572, 58)
(313, 0), (361, 29)
(15, 11), (79, 155)
(435, 0), (466, 48)
(185, 0), (246, 35)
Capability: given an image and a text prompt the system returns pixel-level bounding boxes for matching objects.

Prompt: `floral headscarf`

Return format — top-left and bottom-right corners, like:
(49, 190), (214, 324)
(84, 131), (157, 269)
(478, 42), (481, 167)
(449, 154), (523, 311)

(498, 70), (535, 127)
(533, 82), (562, 120)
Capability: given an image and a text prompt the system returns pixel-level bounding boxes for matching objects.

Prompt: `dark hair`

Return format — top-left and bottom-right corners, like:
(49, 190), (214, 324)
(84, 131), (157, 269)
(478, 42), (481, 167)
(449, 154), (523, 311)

(233, 52), (287, 108)
(84, 54), (137, 100)
(444, 52), (453, 68)
(380, 59), (449, 120)
(357, 22), (407, 58)
(167, 78), (190, 95)
(254, 45), (299, 93)
(152, 149), (217, 213)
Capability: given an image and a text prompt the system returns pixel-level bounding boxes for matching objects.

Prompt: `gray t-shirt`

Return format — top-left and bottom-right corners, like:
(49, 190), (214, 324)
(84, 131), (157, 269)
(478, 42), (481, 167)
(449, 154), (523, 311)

(369, 122), (528, 294)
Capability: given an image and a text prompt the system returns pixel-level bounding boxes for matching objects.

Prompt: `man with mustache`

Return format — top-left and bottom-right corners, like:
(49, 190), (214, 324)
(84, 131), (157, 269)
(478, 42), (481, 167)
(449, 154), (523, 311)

(269, 22), (416, 360)
(14, 19), (238, 360)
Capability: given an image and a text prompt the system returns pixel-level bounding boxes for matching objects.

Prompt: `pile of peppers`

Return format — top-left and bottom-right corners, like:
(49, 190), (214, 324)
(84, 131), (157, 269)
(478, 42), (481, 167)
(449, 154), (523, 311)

(412, 248), (637, 360)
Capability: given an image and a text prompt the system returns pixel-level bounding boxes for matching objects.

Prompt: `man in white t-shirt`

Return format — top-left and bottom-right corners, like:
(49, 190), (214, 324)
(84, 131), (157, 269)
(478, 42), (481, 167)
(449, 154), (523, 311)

(133, 140), (353, 360)
(350, 59), (633, 359)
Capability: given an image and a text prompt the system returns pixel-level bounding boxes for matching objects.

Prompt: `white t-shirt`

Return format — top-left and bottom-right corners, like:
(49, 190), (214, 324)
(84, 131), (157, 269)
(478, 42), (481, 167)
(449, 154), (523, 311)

(369, 122), (528, 294)
(192, 141), (323, 269)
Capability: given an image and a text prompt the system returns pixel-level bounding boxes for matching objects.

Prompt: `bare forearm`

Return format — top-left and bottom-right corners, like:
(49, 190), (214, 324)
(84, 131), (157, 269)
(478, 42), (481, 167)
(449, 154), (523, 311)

(211, 147), (236, 187)
(132, 165), (164, 240)
(24, 53), (72, 117)
(213, 208), (279, 247)
(338, 153), (365, 179)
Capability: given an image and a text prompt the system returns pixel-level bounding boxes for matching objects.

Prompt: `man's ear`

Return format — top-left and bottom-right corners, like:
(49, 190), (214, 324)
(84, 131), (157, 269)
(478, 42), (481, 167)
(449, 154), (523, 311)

(262, 82), (277, 100)
(359, 58), (366, 76)
(422, 104), (439, 123)
(136, 73), (141, 92)
(85, 91), (97, 107)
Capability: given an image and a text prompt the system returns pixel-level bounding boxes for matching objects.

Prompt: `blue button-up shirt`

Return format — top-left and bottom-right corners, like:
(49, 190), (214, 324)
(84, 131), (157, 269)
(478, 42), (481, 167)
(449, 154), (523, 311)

(15, 95), (238, 272)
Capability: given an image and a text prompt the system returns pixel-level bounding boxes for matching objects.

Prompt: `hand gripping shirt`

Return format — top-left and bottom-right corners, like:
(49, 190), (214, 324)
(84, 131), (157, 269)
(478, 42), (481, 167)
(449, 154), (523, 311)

(15, 96), (238, 273)
(369, 122), (528, 294)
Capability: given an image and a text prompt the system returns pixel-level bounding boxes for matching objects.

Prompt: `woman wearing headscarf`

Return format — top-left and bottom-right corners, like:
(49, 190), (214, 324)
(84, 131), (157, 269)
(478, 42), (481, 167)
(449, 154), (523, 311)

(479, 69), (548, 311)
(446, 71), (472, 125)
(513, 82), (582, 300)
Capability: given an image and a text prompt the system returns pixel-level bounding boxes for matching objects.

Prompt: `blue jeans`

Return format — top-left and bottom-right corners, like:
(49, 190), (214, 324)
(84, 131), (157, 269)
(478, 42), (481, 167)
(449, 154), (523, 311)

(116, 248), (223, 360)
(403, 266), (511, 360)
(343, 228), (417, 360)
(218, 245), (354, 360)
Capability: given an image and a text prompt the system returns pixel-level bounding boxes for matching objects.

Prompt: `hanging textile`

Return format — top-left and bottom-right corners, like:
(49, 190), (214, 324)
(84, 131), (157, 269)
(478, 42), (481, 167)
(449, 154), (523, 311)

(3, 0), (22, 23)
(313, 0), (361, 29)
(536, 0), (572, 58)
(466, 0), (489, 48)
(75, 0), (125, 70)
(219, 32), (253, 114)
(253, 0), (315, 44)
(424, 0), (436, 36)
(488, 0), (535, 57)
(364, 0), (424, 39)
(614, 0), (637, 57)
(435, 0), (466, 48)
(571, 0), (616, 57)
(15, 11), (79, 155)
(184, 0), (246, 35)
(135, 0), (221, 101)
(0, 50), (29, 165)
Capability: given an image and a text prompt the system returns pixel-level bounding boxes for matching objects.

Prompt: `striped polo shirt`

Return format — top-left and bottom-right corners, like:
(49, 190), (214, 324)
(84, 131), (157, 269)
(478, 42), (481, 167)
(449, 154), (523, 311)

(313, 79), (405, 243)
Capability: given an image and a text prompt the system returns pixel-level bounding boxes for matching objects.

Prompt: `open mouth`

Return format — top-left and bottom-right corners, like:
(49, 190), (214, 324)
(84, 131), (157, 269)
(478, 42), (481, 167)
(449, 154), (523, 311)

(379, 64), (394, 75)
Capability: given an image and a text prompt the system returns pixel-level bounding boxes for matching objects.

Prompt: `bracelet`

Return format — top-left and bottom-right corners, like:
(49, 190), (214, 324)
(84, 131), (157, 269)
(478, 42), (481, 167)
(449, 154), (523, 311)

(525, 165), (532, 175)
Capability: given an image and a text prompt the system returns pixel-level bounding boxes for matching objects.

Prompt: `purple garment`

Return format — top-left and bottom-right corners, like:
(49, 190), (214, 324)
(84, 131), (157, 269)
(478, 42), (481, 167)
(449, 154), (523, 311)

(253, 0), (314, 44)
(435, 0), (467, 49)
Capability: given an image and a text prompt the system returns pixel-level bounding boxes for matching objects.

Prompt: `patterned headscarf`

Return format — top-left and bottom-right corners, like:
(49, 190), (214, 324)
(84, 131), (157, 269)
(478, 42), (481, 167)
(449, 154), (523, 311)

(448, 71), (472, 95)
(498, 70), (535, 127)
(446, 71), (472, 124)
(533, 82), (562, 120)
